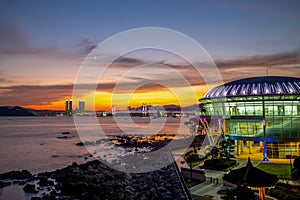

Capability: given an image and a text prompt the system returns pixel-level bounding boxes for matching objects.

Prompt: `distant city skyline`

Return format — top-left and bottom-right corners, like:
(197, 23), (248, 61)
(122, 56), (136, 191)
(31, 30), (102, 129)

(79, 100), (85, 113)
(0, 1), (299, 110)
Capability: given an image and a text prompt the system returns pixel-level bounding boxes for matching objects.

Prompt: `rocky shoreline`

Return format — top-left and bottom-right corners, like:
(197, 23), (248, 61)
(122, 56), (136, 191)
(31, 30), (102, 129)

(0, 159), (188, 200)
(0, 134), (193, 200)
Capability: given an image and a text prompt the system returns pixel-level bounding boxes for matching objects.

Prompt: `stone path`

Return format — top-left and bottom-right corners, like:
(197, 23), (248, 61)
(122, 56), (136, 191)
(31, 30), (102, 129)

(190, 181), (225, 200)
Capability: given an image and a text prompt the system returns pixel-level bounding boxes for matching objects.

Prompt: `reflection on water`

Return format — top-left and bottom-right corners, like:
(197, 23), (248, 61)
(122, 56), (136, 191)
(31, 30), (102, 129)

(0, 184), (29, 200)
(0, 116), (191, 174)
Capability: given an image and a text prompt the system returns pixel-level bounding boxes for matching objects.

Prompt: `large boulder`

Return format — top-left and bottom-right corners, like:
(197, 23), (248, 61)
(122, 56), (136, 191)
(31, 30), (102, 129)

(0, 170), (33, 180)
(23, 184), (35, 193)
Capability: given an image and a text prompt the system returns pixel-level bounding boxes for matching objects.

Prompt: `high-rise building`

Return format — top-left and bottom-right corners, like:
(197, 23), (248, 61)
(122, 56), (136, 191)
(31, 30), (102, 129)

(112, 105), (116, 116)
(79, 100), (85, 113)
(65, 99), (69, 113)
(69, 99), (73, 115)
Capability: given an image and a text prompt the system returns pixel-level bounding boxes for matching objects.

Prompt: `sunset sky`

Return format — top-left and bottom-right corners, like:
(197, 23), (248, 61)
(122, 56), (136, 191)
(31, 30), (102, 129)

(0, 0), (300, 111)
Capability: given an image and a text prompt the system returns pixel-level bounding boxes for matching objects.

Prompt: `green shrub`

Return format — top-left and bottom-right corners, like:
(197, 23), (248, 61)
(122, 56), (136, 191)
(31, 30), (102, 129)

(292, 168), (300, 180)
(268, 188), (300, 200)
(204, 159), (236, 169)
(185, 154), (205, 162)
(221, 185), (258, 200)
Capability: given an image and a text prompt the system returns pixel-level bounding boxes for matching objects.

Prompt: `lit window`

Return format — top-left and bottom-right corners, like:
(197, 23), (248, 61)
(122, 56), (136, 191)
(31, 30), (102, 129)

(240, 84), (247, 95)
(230, 85), (237, 96)
(215, 86), (225, 97)
(263, 83), (270, 94)
(270, 84), (276, 93)
(293, 82), (300, 93)
(287, 82), (295, 93)
(257, 83), (262, 94)
(223, 85), (233, 96)
(252, 83), (258, 95)
(275, 82), (283, 94)
(282, 82), (290, 93)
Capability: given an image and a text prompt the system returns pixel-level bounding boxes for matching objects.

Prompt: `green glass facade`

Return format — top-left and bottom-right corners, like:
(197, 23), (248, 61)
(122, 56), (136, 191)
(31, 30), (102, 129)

(200, 76), (300, 159)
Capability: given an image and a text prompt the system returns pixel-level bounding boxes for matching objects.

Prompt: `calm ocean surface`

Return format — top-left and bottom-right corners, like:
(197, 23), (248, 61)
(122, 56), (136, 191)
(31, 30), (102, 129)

(0, 116), (191, 174)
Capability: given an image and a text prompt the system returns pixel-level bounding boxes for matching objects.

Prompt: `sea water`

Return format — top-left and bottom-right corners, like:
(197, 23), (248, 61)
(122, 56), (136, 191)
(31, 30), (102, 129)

(0, 116), (193, 200)
(0, 116), (191, 174)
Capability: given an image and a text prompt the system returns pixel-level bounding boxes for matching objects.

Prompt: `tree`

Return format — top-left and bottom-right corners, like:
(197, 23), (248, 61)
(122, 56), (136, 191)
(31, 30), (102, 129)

(219, 140), (235, 160)
(206, 139), (235, 160)
(292, 168), (300, 180)
(292, 157), (300, 180)
(293, 157), (300, 169)
(209, 146), (220, 159)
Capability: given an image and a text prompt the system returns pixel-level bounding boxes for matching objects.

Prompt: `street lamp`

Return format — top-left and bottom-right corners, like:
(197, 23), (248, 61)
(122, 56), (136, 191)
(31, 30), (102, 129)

(262, 95), (268, 162)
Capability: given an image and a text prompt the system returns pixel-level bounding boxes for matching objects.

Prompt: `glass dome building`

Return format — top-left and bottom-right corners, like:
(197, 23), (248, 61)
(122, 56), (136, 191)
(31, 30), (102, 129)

(200, 76), (300, 159)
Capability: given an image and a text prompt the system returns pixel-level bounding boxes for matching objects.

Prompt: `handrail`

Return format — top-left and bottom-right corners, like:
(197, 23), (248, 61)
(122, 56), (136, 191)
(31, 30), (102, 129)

(168, 150), (193, 200)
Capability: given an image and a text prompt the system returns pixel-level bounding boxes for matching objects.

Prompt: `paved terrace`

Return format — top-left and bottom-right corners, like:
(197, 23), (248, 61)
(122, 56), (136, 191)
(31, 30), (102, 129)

(175, 145), (292, 200)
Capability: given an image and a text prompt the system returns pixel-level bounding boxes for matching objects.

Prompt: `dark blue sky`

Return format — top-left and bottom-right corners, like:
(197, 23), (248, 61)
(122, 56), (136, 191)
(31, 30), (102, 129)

(1, 0), (299, 59)
(0, 0), (300, 109)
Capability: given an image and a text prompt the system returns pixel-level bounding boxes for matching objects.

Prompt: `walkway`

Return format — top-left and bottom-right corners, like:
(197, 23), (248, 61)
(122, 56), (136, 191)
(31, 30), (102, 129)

(189, 168), (229, 199)
(191, 182), (224, 200)
(182, 146), (291, 199)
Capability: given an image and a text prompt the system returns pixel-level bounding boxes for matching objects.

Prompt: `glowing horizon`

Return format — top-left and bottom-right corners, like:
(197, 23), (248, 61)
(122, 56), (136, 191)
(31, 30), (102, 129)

(1, 1), (300, 110)
(21, 84), (208, 111)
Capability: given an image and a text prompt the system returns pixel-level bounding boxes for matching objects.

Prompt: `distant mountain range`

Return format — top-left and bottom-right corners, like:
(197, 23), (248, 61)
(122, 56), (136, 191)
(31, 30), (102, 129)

(0, 104), (203, 116)
(0, 106), (65, 116)
(0, 106), (35, 116)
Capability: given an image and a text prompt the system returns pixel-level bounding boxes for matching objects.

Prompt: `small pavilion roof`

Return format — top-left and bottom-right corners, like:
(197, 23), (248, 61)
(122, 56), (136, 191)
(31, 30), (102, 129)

(223, 157), (278, 188)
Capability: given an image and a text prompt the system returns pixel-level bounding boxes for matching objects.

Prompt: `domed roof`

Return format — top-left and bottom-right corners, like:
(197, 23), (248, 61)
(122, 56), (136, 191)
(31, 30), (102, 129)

(202, 76), (300, 99)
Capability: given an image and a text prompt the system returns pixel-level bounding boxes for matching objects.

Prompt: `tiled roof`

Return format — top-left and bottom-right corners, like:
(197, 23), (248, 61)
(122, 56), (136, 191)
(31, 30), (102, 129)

(223, 157), (278, 188)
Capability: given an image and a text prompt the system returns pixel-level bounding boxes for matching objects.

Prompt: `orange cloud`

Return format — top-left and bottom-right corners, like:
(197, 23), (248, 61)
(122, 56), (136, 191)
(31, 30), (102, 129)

(1, 51), (299, 110)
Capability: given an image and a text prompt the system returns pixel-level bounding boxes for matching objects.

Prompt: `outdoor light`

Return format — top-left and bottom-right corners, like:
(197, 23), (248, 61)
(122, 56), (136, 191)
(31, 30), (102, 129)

(218, 118), (222, 126)
(262, 118), (266, 126)
(199, 117), (203, 123)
